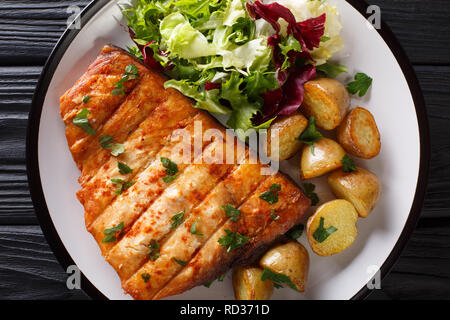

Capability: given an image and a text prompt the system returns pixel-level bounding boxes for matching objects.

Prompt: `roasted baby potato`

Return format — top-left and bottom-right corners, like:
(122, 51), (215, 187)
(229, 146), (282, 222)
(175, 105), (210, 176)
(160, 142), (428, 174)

(337, 107), (381, 159)
(259, 241), (309, 292)
(301, 138), (346, 179)
(307, 200), (358, 256)
(328, 167), (381, 218)
(232, 266), (274, 300)
(265, 112), (308, 161)
(302, 78), (350, 130)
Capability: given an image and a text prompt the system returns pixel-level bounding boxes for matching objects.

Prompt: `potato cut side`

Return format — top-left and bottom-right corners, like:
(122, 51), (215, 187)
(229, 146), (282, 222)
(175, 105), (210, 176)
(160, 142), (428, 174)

(307, 200), (358, 256)
(337, 107), (381, 159)
(302, 78), (350, 130)
(232, 267), (274, 300)
(328, 167), (381, 218)
(301, 138), (346, 179)
(266, 112), (308, 161)
(259, 241), (309, 292)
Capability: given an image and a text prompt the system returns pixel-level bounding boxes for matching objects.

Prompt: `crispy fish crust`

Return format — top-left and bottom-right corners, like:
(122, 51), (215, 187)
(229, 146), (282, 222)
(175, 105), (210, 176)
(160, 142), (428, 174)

(60, 45), (311, 300)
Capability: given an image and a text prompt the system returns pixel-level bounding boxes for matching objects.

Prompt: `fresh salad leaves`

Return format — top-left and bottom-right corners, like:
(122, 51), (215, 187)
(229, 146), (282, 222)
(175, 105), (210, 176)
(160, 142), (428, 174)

(124, 0), (336, 139)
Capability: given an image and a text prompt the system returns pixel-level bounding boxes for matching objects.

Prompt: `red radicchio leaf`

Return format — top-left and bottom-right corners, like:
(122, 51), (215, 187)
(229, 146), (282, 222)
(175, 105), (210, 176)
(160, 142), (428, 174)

(254, 64), (316, 125)
(297, 14), (326, 51)
(205, 82), (222, 91)
(278, 64), (316, 115)
(128, 27), (164, 72)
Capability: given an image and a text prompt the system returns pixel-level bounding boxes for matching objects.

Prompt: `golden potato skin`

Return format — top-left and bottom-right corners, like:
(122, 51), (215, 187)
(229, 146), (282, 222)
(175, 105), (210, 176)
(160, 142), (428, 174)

(302, 78), (350, 130)
(328, 167), (381, 218)
(301, 138), (346, 179)
(337, 107), (381, 159)
(259, 241), (309, 292)
(232, 267), (274, 300)
(307, 200), (358, 256)
(266, 112), (308, 161)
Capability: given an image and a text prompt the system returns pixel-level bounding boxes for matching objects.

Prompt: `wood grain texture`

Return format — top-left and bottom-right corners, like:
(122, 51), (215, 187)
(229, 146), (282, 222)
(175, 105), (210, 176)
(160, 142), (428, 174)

(0, 0), (449, 300)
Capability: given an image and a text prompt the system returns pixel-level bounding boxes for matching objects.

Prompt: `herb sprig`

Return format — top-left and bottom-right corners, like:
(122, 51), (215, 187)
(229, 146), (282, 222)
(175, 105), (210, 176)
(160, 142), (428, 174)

(218, 229), (249, 253)
(102, 222), (124, 243)
(313, 217), (338, 243)
(297, 117), (323, 155)
(260, 184), (281, 205)
(73, 108), (96, 135)
(112, 64), (140, 95)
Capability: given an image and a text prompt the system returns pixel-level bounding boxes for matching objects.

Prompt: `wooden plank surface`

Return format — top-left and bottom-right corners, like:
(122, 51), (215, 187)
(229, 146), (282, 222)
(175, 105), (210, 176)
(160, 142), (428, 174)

(0, 0), (449, 300)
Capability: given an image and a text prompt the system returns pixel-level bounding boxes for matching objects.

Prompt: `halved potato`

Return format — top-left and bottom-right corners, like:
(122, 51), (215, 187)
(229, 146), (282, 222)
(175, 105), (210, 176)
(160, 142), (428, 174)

(300, 138), (346, 179)
(259, 241), (309, 292)
(337, 107), (381, 159)
(232, 266), (274, 300)
(328, 167), (381, 218)
(302, 78), (350, 130)
(265, 112), (308, 161)
(307, 200), (358, 256)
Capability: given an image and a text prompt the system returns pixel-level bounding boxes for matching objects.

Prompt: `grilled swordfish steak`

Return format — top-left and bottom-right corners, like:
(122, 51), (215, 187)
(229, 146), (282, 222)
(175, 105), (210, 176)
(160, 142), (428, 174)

(60, 45), (311, 300)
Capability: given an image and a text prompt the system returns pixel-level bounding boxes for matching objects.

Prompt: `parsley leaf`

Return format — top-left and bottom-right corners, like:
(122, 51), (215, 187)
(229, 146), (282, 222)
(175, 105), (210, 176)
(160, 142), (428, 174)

(111, 178), (135, 195)
(270, 209), (280, 221)
(112, 64), (140, 96)
(148, 239), (160, 261)
(73, 108), (96, 136)
(102, 222), (124, 243)
(118, 162), (133, 174)
(218, 229), (249, 253)
(320, 36), (331, 42)
(172, 257), (187, 266)
(316, 62), (347, 78)
(286, 224), (304, 240)
(297, 117), (323, 154)
(99, 135), (124, 157)
(82, 95), (91, 103)
(161, 157), (179, 183)
(301, 183), (319, 206)
(346, 72), (373, 97)
(341, 155), (357, 173)
(171, 210), (185, 229)
(222, 204), (241, 222)
(259, 184), (281, 205)
(190, 219), (203, 236)
(260, 268), (297, 291)
(141, 273), (150, 283)
(313, 217), (338, 243)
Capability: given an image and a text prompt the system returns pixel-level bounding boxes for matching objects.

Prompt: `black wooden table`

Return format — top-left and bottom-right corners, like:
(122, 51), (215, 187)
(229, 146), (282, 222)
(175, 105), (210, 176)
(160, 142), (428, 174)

(0, 0), (449, 300)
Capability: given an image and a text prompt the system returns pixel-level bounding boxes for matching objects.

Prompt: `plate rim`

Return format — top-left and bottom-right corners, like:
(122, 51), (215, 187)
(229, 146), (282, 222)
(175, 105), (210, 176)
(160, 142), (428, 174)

(26, 0), (430, 300)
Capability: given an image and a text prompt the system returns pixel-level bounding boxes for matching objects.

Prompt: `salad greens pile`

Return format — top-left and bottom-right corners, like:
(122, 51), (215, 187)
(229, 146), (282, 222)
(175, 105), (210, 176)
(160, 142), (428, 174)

(124, 0), (342, 139)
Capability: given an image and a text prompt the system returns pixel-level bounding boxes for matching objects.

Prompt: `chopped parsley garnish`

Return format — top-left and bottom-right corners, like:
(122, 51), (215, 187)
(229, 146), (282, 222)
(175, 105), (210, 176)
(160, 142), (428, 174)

(301, 183), (319, 206)
(190, 219), (203, 236)
(118, 162), (133, 174)
(222, 204), (241, 222)
(297, 117), (323, 155)
(112, 64), (140, 95)
(204, 281), (214, 288)
(270, 209), (280, 221)
(82, 95), (91, 103)
(172, 257), (187, 266)
(99, 135), (124, 157)
(286, 224), (304, 240)
(161, 157), (179, 183)
(346, 72), (373, 97)
(102, 222), (124, 243)
(218, 229), (249, 253)
(111, 178), (135, 195)
(341, 155), (357, 173)
(147, 239), (160, 261)
(259, 184), (281, 205)
(313, 217), (338, 243)
(320, 36), (331, 42)
(171, 210), (185, 229)
(217, 272), (227, 282)
(261, 268), (297, 291)
(316, 62), (347, 78)
(73, 108), (96, 136)
(141, 273), (150, 283)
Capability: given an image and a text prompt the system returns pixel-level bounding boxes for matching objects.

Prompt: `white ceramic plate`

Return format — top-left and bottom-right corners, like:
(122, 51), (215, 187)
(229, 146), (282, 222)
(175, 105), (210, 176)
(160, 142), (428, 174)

(27, 0), (429, 300)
